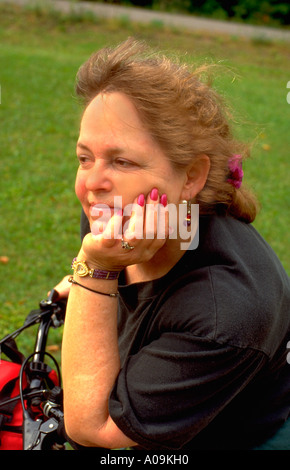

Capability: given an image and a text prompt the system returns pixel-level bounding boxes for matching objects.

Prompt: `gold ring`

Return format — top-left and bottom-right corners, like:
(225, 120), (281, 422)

(121, 238), (134, 250)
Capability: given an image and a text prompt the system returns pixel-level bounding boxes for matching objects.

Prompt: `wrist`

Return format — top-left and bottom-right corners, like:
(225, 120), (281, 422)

(72, 257), (121, 280)
(68, 276), (119, 298)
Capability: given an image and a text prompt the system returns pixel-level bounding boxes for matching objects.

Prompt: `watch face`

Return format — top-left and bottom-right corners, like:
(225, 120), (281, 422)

(75, 262), (88, 277)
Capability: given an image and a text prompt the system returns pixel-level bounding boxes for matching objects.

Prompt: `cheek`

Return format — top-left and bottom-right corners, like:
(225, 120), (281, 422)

(75, 171), (86, 203)
(158, 172), (185, 204)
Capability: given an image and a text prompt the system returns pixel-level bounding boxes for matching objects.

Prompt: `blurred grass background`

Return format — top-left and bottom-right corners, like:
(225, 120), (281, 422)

(0, 3), (289, 355)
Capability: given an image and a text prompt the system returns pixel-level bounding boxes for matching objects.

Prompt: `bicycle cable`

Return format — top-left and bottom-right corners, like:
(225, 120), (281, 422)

(19, 351), (61, 416)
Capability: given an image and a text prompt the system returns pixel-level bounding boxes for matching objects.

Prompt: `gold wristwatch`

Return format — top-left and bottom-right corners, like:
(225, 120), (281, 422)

(71, 258), (120, 280)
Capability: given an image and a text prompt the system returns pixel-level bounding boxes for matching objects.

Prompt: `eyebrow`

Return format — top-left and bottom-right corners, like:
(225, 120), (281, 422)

(76, 142), (127, 157)
(76, 142), (91, 152)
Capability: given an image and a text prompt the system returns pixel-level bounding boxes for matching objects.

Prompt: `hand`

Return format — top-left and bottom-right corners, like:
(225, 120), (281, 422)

(79, 188), (169, 272)
(48, 275), (72, 300)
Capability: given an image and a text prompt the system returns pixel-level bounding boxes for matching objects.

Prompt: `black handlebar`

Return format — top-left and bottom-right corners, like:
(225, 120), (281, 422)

(0, 291), (67, 450)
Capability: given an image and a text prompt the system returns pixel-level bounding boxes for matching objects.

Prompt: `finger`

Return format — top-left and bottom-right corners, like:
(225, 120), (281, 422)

(146, 189), (170, 241)
(48, 275), (71, 300)
(102, 209), (123, 246)
(91, 205), (112, 236)
(144, 188), (161, 240)
(123, 197), (144, 241)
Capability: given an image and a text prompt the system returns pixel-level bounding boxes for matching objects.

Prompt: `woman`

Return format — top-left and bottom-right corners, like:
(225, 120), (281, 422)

(56, 39), (290, 450)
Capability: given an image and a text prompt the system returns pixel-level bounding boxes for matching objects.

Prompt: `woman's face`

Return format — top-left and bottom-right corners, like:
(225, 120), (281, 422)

(75, 92), (187, 229)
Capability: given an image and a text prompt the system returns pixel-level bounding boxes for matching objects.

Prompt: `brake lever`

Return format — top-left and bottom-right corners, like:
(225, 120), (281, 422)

(24, 416), (60, 450)
(23, 414), (42, 450)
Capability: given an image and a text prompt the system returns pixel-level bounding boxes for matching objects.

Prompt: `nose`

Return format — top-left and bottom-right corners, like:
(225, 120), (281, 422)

(85, 159), (113, 193)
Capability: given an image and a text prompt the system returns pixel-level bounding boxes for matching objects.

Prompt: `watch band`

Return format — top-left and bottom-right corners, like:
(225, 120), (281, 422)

(72, 258), (120, 280)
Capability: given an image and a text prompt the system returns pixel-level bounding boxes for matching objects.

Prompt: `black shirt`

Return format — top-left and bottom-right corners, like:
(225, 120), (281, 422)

(81, 213), (290, 450)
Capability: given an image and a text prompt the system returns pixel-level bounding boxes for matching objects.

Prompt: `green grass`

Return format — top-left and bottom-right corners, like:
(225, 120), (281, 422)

(0, 4), (289, 355)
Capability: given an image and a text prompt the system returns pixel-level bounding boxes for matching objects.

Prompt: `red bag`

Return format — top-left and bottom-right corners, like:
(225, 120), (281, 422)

(0, 340), (59, 450)
(0, 360), (27, 450)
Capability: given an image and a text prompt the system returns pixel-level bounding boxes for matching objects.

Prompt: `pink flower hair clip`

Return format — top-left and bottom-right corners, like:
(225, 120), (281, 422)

(227, 154), (244, 189)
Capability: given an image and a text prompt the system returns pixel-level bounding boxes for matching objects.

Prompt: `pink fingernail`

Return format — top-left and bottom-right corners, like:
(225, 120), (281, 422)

(117, 209), (123, 216)
(160, 194), (167, 207)
(137, 194), (145, 206)
(150, 188), (158, 201)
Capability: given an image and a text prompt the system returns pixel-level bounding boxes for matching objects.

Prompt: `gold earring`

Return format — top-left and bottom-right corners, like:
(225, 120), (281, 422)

(182, 200), (191, 227)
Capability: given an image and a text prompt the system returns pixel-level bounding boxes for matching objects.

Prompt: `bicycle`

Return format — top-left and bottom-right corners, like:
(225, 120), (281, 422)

(0, 289), (68, 450)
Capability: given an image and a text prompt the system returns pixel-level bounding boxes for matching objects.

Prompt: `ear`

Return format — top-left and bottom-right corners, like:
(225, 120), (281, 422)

(180, 154), (210, 201)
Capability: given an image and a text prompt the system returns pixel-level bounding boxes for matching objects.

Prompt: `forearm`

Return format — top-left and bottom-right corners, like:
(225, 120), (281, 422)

(61, 195), (167, 447)
(61, 272), (120, 446)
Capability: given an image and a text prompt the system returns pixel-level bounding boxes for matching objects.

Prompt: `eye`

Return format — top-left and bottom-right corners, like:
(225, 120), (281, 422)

(77, 154), (93, 167)
(114, 158), (137, 169)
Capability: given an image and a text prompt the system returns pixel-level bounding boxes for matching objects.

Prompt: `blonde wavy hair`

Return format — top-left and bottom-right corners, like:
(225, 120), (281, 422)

(75, 38), (258, 223)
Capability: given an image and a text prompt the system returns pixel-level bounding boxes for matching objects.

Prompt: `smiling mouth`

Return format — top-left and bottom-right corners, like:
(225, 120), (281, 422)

(90, 203), (122, 219)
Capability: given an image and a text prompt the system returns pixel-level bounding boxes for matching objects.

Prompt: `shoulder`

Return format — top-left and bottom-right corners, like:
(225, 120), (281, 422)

(158, 216), (290, 356)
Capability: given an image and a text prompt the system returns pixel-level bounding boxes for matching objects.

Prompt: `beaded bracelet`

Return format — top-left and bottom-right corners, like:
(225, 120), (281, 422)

(68, 277), (119, 298)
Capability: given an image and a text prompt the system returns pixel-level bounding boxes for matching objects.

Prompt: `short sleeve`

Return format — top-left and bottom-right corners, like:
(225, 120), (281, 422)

(109, 332), (266, 450)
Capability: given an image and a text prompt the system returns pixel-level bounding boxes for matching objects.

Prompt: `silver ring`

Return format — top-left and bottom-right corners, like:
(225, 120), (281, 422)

(121, 238), (134, 250)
